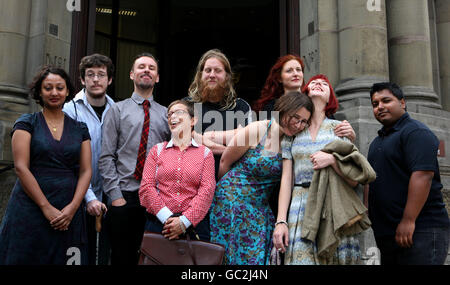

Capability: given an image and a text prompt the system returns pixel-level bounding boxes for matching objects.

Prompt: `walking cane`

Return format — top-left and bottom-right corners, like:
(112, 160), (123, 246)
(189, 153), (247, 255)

(95, 209), (104, 265)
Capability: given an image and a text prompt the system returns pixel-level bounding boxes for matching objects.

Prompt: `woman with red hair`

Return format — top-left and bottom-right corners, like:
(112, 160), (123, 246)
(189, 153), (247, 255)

(254, 56), (354, 138)
(255, 58), (355, 219)
(254, 55), (305, 118)
(301, 74), (339, 118)
(272, 74), (361, 265)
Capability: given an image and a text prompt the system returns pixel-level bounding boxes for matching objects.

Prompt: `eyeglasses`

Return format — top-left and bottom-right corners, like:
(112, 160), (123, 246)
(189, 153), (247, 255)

(289, 115), (309, 128)
(86, 72), (107, 80)
(167, 109), (189, 119)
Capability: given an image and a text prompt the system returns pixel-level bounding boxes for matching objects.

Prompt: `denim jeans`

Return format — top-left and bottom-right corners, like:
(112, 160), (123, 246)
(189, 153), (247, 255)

(375, 227), (450, 265)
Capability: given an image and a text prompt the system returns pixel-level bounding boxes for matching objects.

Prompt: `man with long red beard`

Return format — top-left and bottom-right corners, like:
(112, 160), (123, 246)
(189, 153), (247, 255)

(185, 49), (252, 171)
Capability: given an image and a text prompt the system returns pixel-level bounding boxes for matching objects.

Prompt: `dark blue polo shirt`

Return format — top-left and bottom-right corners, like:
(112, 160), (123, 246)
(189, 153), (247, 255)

(368, 112), (449, 238)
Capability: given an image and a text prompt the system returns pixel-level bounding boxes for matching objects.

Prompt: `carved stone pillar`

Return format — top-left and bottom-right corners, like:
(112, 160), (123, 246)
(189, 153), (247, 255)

(0, 0), (32, 163)
(386, 0), (441, 108)
(334, 0), (389, 108)
(436, 0), (450, 112)
(0, 0), (32, 220)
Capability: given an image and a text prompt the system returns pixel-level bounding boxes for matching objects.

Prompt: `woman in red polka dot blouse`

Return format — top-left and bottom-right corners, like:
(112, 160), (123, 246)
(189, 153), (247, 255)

(139, 100), (216, 241)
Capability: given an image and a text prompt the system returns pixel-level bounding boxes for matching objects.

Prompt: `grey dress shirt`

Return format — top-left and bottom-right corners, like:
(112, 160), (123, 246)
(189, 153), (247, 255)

(99, 92), (171, 202)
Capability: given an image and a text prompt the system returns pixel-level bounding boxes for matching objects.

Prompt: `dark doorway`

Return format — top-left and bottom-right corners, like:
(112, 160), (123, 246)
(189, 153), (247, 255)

(91, 0), (280, 107)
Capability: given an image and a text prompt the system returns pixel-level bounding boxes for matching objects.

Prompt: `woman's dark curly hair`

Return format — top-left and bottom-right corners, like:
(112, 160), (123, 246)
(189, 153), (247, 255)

(29, 65), (75, 107)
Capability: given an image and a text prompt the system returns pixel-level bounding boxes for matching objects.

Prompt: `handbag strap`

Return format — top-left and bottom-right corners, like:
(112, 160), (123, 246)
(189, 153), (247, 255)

(185, 228), (203, 265)
(185, 234), (197, 265)
(168, 212), (200, 265)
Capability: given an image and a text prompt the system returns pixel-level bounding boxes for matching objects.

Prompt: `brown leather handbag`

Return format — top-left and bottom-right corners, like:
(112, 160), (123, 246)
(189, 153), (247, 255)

(138, 231), (225, 265)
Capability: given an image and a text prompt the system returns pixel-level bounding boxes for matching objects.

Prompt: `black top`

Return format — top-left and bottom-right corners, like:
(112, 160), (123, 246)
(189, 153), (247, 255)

(260, 99), (276, 121)
(183, 97), (252, 178)
(91, 104), (106, 121)
(368, 112), (449, 238)
(184, 97), (252, 133)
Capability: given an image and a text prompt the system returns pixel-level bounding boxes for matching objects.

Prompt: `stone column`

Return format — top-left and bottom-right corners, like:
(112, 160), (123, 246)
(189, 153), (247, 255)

(386, 0), (441, 108)
(299, 0), (319, 79)
(333, 0), (389, 154)
(0, 0), (32, 220)
(333, 0), (389, 265)
(299, 0), (343, 88)
(436, 0), (450, 112)
(0, 0), (32, 162)
(428, 0), (441, 103)
(334, 0), (389, 108)
(317, 0), (339, 86)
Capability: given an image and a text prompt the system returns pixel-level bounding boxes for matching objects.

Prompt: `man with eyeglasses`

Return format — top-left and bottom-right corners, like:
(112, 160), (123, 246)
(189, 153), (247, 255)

(99, 53), (170, 265)
(63, 53), (115, 265)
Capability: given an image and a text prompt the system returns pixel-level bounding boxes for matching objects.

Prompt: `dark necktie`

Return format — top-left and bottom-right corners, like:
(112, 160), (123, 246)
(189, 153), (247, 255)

(134, 100), (150, 180)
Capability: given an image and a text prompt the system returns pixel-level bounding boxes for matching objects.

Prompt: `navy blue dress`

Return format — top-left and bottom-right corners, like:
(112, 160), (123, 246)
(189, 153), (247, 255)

(0, 112), (90, 265)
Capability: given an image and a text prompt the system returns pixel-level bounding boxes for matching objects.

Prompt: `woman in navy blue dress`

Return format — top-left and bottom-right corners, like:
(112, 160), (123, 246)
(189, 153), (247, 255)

(0, 66), (92, 265)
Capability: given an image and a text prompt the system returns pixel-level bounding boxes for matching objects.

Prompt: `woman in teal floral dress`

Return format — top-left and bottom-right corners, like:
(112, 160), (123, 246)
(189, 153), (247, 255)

(210, 92), (314, 265)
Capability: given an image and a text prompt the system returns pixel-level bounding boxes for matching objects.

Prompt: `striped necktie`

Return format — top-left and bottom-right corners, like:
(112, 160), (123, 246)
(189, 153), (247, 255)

(134, 100), (150, 180)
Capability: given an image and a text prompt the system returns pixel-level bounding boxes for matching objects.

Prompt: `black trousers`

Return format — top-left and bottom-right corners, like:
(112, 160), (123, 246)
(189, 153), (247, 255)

(104, 191), (146, 265)
(145, 212), (211, 242)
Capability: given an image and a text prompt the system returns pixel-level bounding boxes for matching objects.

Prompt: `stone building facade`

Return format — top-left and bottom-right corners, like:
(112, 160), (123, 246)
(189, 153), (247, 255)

(299, 0), (450, 264)
(0, 0), (448, 264)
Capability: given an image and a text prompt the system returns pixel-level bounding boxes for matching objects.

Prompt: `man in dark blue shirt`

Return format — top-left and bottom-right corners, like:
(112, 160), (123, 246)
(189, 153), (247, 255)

(367, 82), (449, 265)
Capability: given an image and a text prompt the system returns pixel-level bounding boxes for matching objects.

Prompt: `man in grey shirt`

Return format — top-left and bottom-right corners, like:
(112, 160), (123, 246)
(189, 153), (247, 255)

(99, 53), (170, 265)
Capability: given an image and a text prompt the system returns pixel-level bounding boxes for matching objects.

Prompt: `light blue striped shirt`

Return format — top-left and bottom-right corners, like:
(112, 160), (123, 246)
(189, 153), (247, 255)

(63, 89), (116, 204)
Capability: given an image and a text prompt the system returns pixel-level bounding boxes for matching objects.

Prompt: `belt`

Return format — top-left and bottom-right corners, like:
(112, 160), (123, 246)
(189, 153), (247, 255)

(294, 182), (311, 188)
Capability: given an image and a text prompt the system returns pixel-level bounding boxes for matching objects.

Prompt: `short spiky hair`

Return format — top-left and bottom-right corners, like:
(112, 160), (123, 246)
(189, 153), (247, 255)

(370, 82), (404, 100)
(131, 52), (159, 72)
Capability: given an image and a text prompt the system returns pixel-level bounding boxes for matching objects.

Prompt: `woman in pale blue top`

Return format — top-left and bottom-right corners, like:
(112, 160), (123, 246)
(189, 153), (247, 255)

(273, 74), (361, 265)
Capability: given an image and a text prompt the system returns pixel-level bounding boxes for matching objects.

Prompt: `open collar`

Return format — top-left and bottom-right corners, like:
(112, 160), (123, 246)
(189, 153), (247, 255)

(165, 138), (199, 149)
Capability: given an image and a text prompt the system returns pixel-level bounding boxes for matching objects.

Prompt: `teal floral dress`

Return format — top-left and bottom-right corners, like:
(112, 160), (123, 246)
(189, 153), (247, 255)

(210, 120), (282, 265)
(282, 118), (361, 265)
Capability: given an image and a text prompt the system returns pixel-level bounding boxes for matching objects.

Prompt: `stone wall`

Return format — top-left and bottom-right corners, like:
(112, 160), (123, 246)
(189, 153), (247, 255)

(0, 0), (73, 222)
